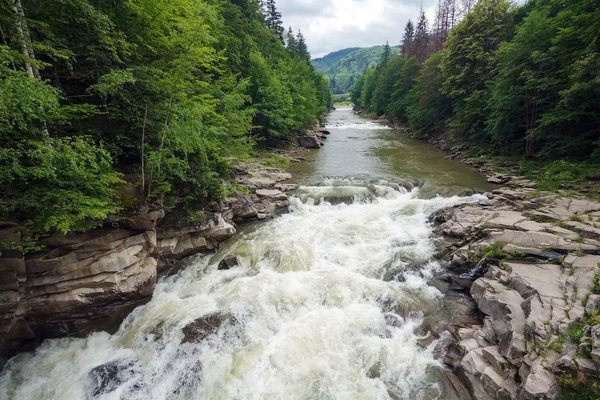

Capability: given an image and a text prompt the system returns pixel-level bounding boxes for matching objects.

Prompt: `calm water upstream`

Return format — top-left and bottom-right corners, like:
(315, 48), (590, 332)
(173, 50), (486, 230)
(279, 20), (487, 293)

(0, 108), (494, 399)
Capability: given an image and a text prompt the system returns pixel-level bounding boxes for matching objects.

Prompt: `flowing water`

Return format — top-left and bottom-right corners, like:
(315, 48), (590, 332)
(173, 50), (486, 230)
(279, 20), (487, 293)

(0, 108), (494, 400)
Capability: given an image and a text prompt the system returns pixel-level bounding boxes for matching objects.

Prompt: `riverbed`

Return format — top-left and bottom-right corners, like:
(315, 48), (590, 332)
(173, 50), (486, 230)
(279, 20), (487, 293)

(0, 107), (494, 399)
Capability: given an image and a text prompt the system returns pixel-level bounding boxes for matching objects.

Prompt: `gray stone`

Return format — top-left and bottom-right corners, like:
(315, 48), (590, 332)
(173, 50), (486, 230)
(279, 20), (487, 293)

(298, 135), (321, 149)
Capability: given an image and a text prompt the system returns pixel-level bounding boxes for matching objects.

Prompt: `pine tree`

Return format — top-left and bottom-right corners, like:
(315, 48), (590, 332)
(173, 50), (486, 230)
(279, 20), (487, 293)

(414, 8), (430, 62)
(264, 0), (284, 42)
(285, 26), (297, 55)
(379, 42), (392, 68)
(296, 30), (310, 62)
(401, 20), (415, 57)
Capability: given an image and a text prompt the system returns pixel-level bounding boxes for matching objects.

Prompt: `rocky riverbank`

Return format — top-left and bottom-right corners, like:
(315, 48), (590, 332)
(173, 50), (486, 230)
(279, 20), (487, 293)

(0, 127), (331, 365)
(431, 183), (600, 399)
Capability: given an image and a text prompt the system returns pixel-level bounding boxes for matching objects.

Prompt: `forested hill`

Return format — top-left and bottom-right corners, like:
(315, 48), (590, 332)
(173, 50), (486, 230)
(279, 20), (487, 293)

(351, 0), (600, 186)
(312, 48), (361, 73)
(313, 46), (400, 94)
(0, 0), (331, 241)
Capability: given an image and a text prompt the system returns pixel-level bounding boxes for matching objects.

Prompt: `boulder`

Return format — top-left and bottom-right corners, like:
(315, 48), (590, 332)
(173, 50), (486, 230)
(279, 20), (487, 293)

(218, 255), (239, 271)
(298, 135), (321, 149)
(181, 313), (231, 344)
(88, 357), (141, 397)
(487, 175), (511, 184)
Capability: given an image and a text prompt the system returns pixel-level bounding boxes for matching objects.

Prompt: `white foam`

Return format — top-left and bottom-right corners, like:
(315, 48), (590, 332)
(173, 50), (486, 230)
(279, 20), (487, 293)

(0, 184), (484, 400)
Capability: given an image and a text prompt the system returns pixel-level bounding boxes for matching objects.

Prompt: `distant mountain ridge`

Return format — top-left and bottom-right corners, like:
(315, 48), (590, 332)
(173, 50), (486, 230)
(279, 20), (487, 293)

(312, 48), (361, 73)
(312, 45), (401, 94)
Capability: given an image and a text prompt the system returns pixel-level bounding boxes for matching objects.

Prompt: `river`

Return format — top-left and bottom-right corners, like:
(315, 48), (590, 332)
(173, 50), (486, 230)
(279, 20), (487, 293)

(0, 107), (494, 399)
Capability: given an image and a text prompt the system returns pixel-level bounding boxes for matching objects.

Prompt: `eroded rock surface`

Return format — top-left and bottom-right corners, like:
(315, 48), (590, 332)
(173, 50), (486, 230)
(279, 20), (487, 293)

(433, 186), (600, 399)
(0, 162), (298, 363)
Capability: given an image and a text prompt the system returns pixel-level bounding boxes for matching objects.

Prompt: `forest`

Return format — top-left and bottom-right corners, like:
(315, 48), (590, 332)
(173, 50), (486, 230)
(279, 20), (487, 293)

(0, 0), (331, 240)
(313, 45), (400, 94)
(351, 0), (600, 186)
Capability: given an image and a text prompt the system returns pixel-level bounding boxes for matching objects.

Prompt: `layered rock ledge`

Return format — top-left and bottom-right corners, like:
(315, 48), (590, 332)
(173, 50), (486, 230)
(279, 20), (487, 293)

(432, 182), (600, 399)
(0, 163), (297, 363)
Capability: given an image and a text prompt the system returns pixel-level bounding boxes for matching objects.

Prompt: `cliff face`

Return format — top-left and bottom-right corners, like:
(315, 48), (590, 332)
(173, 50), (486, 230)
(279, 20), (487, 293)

(0, 226), (160, 362)
(0, 164), (294, 364)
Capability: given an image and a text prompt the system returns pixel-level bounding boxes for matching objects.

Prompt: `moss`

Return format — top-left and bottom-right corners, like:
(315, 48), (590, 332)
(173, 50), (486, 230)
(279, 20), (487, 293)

(557, 376), (600, 400)
(568, 322), (586, 344)
(594, 274), (600, 294)
(186, 210), (206, 224)
(570, 214), (584, 223)
(583, 293), (591, 308)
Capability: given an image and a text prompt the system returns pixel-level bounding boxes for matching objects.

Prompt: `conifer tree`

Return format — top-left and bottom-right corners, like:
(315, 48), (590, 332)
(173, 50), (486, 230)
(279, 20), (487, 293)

(379, 42), (392, 68)
(265, 0), (284, 42)
(401, 20), (415, 57)
(296, 30), (310, 62)
(414, 8), (430, 62)
(285, 26), (297, 55)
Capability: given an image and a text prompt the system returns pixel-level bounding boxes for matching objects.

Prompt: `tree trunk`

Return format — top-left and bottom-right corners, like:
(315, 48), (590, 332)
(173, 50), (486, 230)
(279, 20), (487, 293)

(12, 0), (49, 136)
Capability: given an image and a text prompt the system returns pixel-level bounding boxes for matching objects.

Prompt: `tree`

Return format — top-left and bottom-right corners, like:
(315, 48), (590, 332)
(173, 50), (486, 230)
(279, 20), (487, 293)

(285, 26), (297, 55)
(441, 0), (513, 142)
(295, 30), (310, 62)
(487, 0), (600, 158)
(264, 0), (284, 42)
(407, 52), (452, 136)
(401, 20), (415, 57)
(414, 8), (430, 62)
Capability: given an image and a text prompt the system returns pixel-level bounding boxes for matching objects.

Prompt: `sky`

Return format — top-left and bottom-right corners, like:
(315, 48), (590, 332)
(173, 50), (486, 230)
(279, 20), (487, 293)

(278, 0), (439, 59)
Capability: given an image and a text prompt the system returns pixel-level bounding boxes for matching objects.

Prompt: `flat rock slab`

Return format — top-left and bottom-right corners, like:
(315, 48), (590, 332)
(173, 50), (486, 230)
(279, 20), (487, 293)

(247, 177), (276, 188)
(255, 189), (287, 201)
(489, 230), (598, 252)
(487, 211), (526, 230)
(504, 263), (565, 301)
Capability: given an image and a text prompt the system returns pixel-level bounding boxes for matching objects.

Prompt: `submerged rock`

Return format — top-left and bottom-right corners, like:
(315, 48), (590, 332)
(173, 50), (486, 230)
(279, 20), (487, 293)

(181, 313), (232, 344)
(87, 357), (141, 397)
(218, 255), (239, 270)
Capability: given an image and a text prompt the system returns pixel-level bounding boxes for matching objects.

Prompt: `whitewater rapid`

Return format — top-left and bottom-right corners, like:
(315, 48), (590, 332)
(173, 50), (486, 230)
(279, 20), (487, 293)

(0, 179), (484, 400)
(0, 108), (492, 399)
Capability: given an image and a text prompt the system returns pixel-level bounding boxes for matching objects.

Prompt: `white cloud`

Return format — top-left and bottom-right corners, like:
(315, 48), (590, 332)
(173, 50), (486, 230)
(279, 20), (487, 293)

(278, 0), (438, 58)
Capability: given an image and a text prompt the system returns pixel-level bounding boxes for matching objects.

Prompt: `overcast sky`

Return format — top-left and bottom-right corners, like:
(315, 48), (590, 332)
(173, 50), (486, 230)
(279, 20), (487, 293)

(279, 0), (439, 58)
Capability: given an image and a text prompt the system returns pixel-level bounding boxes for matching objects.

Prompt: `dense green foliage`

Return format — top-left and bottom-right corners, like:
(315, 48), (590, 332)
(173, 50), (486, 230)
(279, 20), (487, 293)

(351, 0), (600, 165)
(0, 0), (331, 237)
(313, 45), (400, 94)
(312, 48), (361, 72)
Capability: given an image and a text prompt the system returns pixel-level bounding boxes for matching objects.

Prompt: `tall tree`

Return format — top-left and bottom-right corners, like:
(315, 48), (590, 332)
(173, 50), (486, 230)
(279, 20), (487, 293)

(285, 26), (297, 55)
(414, 8), (430, 62)
(441, 0), (513, 141)
(296, 30), (310, 62)
(401, 20), (415, 57)
(264, 0), (284, 42)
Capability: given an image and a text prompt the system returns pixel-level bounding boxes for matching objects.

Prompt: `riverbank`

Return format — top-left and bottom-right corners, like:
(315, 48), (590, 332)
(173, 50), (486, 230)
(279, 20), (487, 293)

(431, 183), (600, 399)
(0, 125), (331, 365)
(356, 109), (600, 398)
(381, 117), (600, 199)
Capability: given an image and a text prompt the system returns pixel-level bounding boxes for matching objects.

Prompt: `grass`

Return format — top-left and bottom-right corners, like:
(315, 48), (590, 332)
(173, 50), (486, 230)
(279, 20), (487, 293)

(249, 150), (291, 170)
(567, 322), (586, 344)
(519, 159), (600, 194)
(593, 274), (600, 294)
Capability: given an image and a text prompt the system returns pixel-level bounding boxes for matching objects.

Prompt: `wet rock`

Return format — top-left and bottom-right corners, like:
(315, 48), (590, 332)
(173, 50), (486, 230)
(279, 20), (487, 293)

(88, 357), (141, 397)
(255, 189), (287, 201)
(181, 313), (231, 344)
(298, 135), (321, 149)
(487, 174), (511, 184)
(218, 255), (239, 271)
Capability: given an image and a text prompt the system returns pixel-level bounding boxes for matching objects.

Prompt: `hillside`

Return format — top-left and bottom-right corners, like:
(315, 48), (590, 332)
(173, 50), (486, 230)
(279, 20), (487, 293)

(312, 45), (401, 94)
(312, 47), (361, 73)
